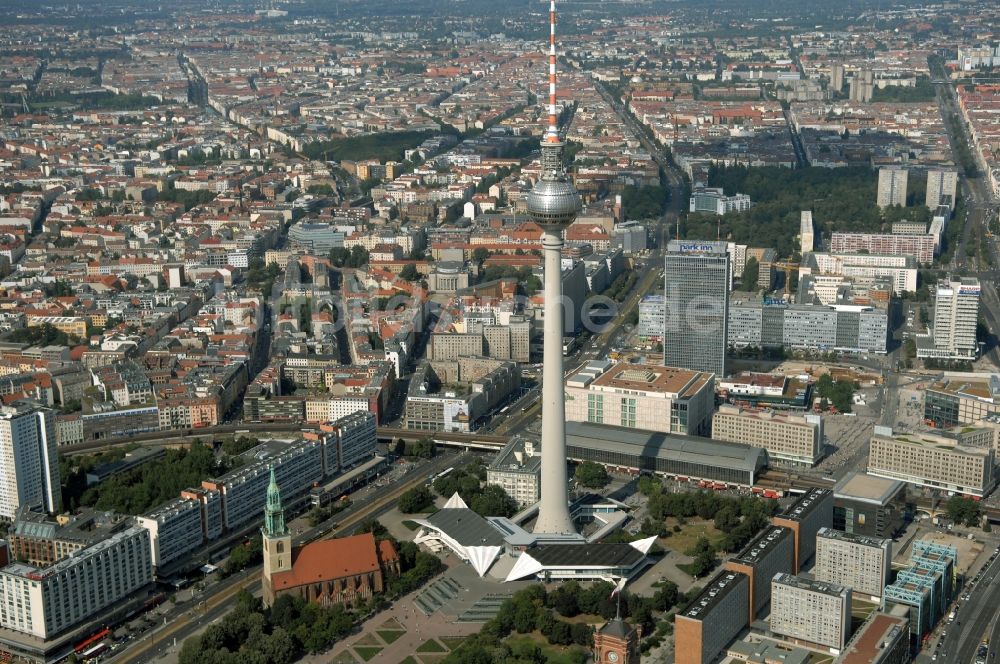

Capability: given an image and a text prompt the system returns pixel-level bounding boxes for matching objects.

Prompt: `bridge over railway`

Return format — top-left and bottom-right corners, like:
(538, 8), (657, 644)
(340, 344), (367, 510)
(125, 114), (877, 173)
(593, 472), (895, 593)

(59, 422), (508, 456)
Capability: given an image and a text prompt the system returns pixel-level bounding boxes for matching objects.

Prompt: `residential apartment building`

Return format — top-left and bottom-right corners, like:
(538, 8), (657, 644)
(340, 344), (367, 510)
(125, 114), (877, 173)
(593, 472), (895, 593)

(712, 405), (823, 466)
(323, 411), (377, 471)
(926, 169), (958, 210)
(663, 241), (729, 377)
(770, 573), (851, 652)
(0, 526), (152, 639)
(0, 402), (61, 520)
(876, 167), (907, 208)
(800, 211), (815, 253)
(815, 527), (892, 599)
(486, 438), (541, 508)
(800, 252), (917, 294)
(917, 277), (981, 360)
(565, 360), (716, 436)
(674, 571), (750, 664)
(868, 425), (995, 497)
(830, 232), (936, 264)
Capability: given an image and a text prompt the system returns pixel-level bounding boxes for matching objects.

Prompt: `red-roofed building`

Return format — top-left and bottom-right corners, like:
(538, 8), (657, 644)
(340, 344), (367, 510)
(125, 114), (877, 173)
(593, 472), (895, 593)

(261, 471), (399, 607)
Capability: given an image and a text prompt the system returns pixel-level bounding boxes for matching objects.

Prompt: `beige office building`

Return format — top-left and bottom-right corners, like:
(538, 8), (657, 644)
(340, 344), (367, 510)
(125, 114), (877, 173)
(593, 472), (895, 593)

(565, 360), (715, 435)
(815, 527), (891, 599)
(712, 405), (823, 466)
(770, 573), (851, 652)
(868, 426), (995, 497)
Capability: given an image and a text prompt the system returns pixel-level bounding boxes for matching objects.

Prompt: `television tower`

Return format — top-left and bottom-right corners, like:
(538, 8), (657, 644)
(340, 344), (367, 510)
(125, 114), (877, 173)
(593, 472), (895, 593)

(527, 0), (580, 535)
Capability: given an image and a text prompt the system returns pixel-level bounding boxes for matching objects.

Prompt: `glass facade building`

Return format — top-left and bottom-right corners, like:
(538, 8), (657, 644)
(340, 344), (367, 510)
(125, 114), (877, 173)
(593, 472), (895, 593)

(663, 241), (729, 377)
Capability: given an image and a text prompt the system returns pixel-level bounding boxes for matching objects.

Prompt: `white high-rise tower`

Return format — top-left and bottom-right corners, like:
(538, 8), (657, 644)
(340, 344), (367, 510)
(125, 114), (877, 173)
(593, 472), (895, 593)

(526, 0), (580, 536)
(0, 402), (61, 520)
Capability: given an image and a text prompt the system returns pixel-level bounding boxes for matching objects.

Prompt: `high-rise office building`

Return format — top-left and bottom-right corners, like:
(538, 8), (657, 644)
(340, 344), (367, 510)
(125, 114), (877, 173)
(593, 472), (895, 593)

(926, 169), (958, 210)
(663, 240), (729, 377)
(877, 167), (908, 208)
(917, 277), (981, 360)
(0, 402), (61, 520)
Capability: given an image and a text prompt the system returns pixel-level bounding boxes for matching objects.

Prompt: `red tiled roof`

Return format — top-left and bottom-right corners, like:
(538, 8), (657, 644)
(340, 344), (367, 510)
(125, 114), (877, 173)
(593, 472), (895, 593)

(270, 532), (397, 590)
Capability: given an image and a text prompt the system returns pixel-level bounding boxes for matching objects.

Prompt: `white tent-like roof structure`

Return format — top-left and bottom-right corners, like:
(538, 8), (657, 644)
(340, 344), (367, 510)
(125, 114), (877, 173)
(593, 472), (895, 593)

(505, 536), (657, 582)
(412, 493), (503, 577)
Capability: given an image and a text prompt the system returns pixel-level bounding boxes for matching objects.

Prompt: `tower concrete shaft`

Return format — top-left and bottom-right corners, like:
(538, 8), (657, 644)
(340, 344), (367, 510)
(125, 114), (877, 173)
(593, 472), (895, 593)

(533, 230), (576, 535)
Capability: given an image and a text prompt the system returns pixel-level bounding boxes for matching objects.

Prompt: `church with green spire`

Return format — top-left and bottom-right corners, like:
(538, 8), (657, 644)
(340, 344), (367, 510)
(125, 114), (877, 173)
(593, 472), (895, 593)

(261, 468), (292, 604)
(259, 467), (401, 608)
(264, 468), (287, 537)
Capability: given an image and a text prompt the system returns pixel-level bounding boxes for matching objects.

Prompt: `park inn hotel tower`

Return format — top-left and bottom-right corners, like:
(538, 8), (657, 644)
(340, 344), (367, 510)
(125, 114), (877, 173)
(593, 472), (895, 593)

(663, 240), (729, 377)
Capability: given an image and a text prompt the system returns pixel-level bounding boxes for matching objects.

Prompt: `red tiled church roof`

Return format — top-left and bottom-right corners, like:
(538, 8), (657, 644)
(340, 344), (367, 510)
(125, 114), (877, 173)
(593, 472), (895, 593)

(270, 532), (398, 591)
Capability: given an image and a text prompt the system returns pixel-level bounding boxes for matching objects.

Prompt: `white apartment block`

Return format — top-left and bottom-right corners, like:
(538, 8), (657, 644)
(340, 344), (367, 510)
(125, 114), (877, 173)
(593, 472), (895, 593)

(137, 497), (205, 569)
(305, 396), (372, 424)
(815, 527), (891, 599)
(328, 411), (377, 472)
(800, 211), (814, 254)
(486, 438), (541, 508)
(0, 526), (152, 639)
(712, 405), (823, 466)
(801, 252), (917, 293)
(877, 167), (908, 208)
(926, 169), (958, 210)
(0, 403), (61, 520)
(917, 277), (981, 360)
(770, 573), (851, 652)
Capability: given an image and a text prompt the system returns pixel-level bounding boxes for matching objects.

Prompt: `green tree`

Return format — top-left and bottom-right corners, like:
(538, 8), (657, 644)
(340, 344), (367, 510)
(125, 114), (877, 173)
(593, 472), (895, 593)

(945, 496), (981, 527)
(470, 485), (517, 518)
(471, 247), (490, 264)
(399, 263), (420, 281)
(686, 536), (716, 577)
(741, 257), (759, 291)
(398, 486), (435, 514)
(574, 460), (610, 488)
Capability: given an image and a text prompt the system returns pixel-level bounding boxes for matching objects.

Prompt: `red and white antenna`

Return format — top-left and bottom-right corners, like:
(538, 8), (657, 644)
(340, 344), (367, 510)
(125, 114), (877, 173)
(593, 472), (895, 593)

(545, 0), (560, 143)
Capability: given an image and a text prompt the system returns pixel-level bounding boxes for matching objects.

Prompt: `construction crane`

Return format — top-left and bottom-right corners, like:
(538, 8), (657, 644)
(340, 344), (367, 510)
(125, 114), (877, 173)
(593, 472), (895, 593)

(774, 261), (800, 294)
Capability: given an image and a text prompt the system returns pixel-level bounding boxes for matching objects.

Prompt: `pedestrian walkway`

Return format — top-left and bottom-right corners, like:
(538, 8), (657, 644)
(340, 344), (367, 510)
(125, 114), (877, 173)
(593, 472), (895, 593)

(413, 576), (462, 615)
(457, 593), (511, 622)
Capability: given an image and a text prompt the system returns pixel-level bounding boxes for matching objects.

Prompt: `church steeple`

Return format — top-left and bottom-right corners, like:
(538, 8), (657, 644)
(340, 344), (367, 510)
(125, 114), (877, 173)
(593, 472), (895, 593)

(262, 467), (292, 605)
(264, 468), (287, 537)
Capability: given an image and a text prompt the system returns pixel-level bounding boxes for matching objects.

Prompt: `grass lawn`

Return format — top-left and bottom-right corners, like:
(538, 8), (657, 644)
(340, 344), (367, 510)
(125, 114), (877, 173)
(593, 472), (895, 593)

(380, 617), (405, 630)
(416, 639), (447, 653)
(661, 519), (725, 554)
(378, 630), (405, 644)
(354, 646), (383, 662)
(439, 636), (467, 650)
(417, 656), (447, 664)
(353, 633), (381, 647)
(400, 658), (419, 664)
(401, 520), (420, 531)
(505, 634), (589, 664)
